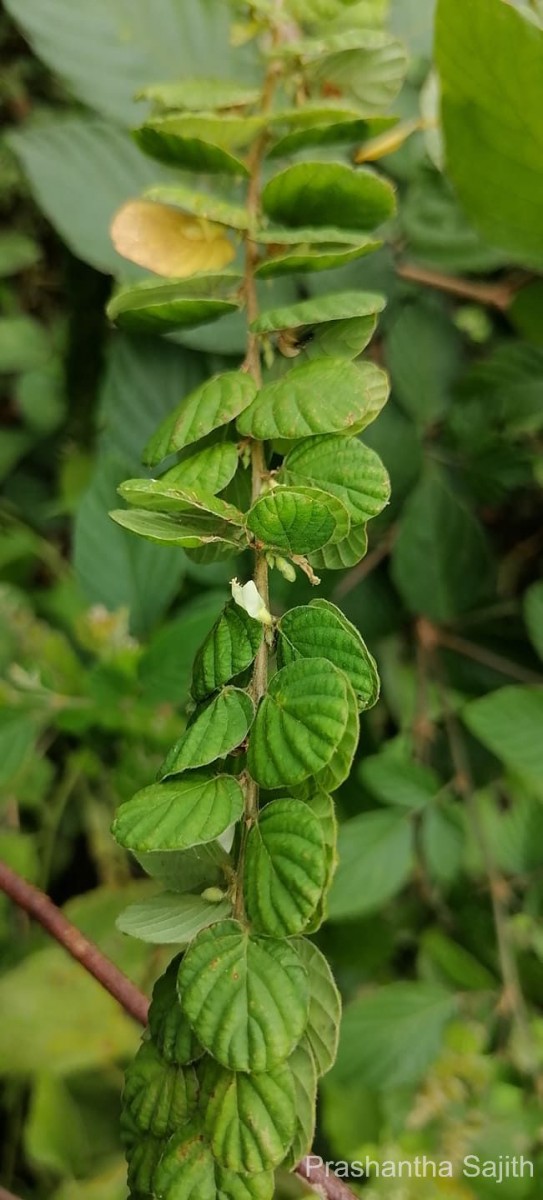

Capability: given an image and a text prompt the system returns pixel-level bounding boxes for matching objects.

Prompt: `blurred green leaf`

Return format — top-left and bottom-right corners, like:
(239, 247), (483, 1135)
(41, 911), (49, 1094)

(334, 982), (456, 1087)
(464, 687), (543, 788)
(385, 298), (463, 427)
(329, 809), (414, 920)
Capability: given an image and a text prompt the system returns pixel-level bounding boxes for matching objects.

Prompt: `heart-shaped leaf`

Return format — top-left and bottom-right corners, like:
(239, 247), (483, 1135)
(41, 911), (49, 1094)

(278, 599), (380, 710)
(159, 688), (254, 777)
(145, 371), (257, 465)
(244, 798), (326, 937)
(107, 275), (240, 333)
(237, 359), (389, 441)
(110, 201), (236, 276)
(246, 487), (339, 555)
(251, 290), (385, 334)
(112, 772), (244, 853)
(247, 658), (351, 790)
(123, 1041), (198, 1138)
(148, 956), (203, 1064)
(199, 1057), (296, 1173)
(293, 938), (341, 1077)
(281, 1042), (317, 1169)
(109, 507), (243, 550)
(262, 162), (395, 231)
(177, 919), (309, 1071)
(192, 602), (264, 702)
(116, 891), (231, 944)
(284, 433), (390, 524)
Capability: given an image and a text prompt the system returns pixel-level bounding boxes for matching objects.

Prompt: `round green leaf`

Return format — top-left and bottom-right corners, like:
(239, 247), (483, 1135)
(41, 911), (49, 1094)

(278, 599), (380, 710)
(146, 184), (250, 230)
(310, 522), (368, 570)
(159, 688), (254, 777)
(177, 919), (309, 1071)
(247, 487), (337, 555)
(107, 277), (240, 334)
(262, 162), (396, 231)
(200, 1057), (296, 1173)
(247, 658), (350, 790)
(123, 1041), (198, 1138)
(149, 956), (203, 1064)
(192, 602), (264, 702)
(237, 359), (389, 441)
(293, 938), (341, 1077)
(134, 122), (250, 176)
(152, 1120), (216, 1200)
(144, 371), (258, 465)
(244, 798), (326, 937)
(112, 772), (244, 853)
(313, 674), (359, 793)
(281, 1041), (317, 1169)
(250, 290), (386, 335)
(157, 443), (240, 497)
(116, 892), (231, 945)
(109, 508), (243, 551)
(284, 433), (390, 524)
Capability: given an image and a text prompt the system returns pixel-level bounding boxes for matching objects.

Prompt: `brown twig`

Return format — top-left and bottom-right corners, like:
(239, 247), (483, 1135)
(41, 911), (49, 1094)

(297, 1158), (361, 1200)
(0, 1186), (24, 1200)
(436, 628), (543, 686)
(396, 262), (519, 310)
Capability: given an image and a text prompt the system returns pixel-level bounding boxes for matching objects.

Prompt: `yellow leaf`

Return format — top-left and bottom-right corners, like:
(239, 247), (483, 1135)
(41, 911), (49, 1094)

(110, 200), (236, 278)
(353, 119), (422, 164)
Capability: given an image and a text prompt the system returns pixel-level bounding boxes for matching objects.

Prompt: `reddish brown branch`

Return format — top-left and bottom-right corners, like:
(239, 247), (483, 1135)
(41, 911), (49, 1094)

(0, 860), (358, 1200)
(0, 859), (149, 1026)
(396, 262), (518, 310)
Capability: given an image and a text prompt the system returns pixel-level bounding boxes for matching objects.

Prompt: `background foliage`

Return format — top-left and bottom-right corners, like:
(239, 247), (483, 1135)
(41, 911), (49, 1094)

(1, 0), (543, 1197)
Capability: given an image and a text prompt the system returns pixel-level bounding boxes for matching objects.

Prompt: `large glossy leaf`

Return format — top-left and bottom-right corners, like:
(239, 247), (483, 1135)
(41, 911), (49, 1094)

(328, 810), (414, 920)
(159, 688), (254, 777)
(436, 0), (543, 267)
(247, 487), (343, 555)
(278, 599), (379, 710)
(237, 359), (389, 441)
(463, 686), (543, 788)
(281, 1042), (317, 1169)
(148, 956), (203, 1064)
(192, 602), (264, 702)
(146, 183), (250, 229)
(334, 983), (456, 1088)
(123, 1042), (197, 1138)
(247, 658), (350, 790)
(107, 276), (240, 333)
(145, 372), (257, 465)
(294, 939), (341, 1077)
(283, 433), (390, 524)
(251, 291), (385, 335)
(109, 507), (242, 550)
(262, 162), (395, 231)
(243, 799), (326, 937)
(200, 1057), (296, 1172)
(177, 919), (309, 1071)
(112, 772), (244, 853)
(116, 892), (231, 944)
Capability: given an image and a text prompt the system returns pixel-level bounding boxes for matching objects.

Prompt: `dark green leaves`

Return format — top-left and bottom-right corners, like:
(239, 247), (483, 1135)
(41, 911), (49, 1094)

(134, 117), (251, 176)
(262, 163), (396, 231)
(243, 799), (326, 936)
(237, 359), (389, 441)
(159, 688), (254, 777)
(191, 603), (263, 703)
(107, 276), (241, 334)
(112, 772), (244, 852)
(123, 1041), (197, 1137)
(200, 1058), (296, 1172)
(247, 487), (345, 555)
(278, 600), (379, 710)
(177, 920), (309, 1071)
(250, 290), (386, 335)
(144, 372), (257, 465)
(283, 434), (390, 524)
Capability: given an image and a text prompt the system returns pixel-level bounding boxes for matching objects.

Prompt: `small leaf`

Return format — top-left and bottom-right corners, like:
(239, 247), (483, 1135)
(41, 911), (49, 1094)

(247, 658), (350, 790)
(309, 522), (368, 571)
(107, 276), (240, 333)
(284, 433), (390, 524)
(262, 162), (395, 231)
(112, 772), (244, 853)
(144, 371), (257, 465)
(328, 810), (414, 921)
(156, 443), (240, 497)
(250, 290), (385, 335)
(109, 508), (242, 550)
(116, 892), (231, 945)
(309, 32), (407, 112)
(243, 798), (326, 937)
(334, 983), (457, 1089)
(139, 113), (265, 150)
(192, 602), (264, 702)
(159, 688), (254, 777)
(247, 487), (340, 555)
(199, 1057), (296, 1172)
(123, 1041), (197, 1138)
(268, 115), (395, 159)
(312, 675), (359, 794)
(281, 1042), (317, 1169)
(254, 236), (380, 278)
(146, 183), (250, 229)
(294, 939), (341, 1077)
(118, 479), (243, 524)
(139, 80), (261, 113)
(110, 201), (236, 276)
(134, 121), (250, 175)
(237, 359), (389, 441)
(278, 599), (380, 710)
(177, 919), (309, 1071)
(148, 956), (203, 1064)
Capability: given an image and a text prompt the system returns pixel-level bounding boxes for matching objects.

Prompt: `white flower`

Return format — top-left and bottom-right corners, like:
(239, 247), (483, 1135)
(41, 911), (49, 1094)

(231, 578), (273, 625)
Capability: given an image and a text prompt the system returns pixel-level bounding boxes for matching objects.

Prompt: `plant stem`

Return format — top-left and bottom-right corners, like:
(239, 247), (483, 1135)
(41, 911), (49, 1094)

(396, 262), (521, 310)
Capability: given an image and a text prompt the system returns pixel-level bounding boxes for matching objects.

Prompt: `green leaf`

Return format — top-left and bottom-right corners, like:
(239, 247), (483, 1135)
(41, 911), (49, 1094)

(112, 772), (244, 853)
(306, 31), (407, 112)
(107, 277), (241, 334)
(254, 237), (381, 278)
(140, 79), (261, 113)
(146, 183), (250, 229)
(463, 686), (543, 787)
(123, 1041), (197, 1138)
(237, 359), (389, 441)
(301, 791), (338, 927)
(0, 231), (41, 276)
(422, 804), (464, 886)
(247, 658), (351, 790)
(126, 1131), (167, 1198)
(268, 115), (395, 159)
(281, 1042), (317, 1169)
(149, 956), (203, 1064)
(243, 798), (326, 937)
(177, 919), (309, 1071)
(116, 892), (231, 944)
(139, 593), (225, 705)
(159, 688), (254, 777)
(250, 290), (385, 334)
(400, 167), (508, 273)
(0, 317), (49, 374)
(313, 674), (359, 794)
(144, 371), (257, 465)
(200, 1057), (296, 1172)
(159, 444), (240, 498)
(436, 0), (543, 267)
(278, 599), (379, 710)
(109, 508), (242, 550)
(524, 582), (543, 662)
(309, 522), (368, 571)
(328, 810), (414, 920)
(384, 298), (463, 427)
(153, 1120), (274, 1200)
(391, 469), (494, 622)
(262, 162), (395, 231)
(192, 601), (264, 702)
(284, 434), (390, 525)
(134, 122), (250, 176)
(135, 843), (228, 895)
(302, 315), (378, 360)
(117, 480), (243, 525)
(294, 938), (341, 1077)
(334, 983), (456, 1088)
(360, 750), (441, 809)
(247, 486), (344, 555)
